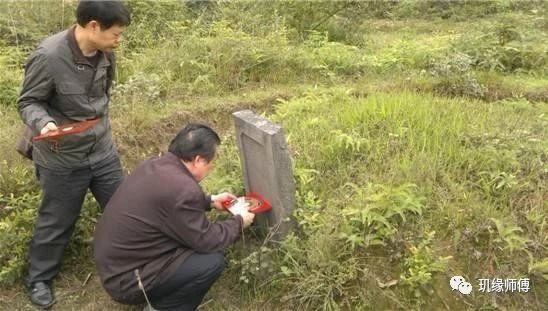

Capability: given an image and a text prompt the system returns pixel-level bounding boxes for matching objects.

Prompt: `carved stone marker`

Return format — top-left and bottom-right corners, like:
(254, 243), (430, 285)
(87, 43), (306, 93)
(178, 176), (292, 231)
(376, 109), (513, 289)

(232, 110), (296, 238)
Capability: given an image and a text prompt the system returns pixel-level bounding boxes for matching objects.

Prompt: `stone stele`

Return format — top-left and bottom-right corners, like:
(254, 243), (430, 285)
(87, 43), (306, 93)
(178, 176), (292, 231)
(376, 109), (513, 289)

(232, 110), (296, 238)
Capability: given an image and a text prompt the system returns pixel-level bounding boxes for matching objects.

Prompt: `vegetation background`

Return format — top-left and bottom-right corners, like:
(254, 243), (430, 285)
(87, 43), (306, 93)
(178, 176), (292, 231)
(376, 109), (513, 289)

(0, 0), (546, 310)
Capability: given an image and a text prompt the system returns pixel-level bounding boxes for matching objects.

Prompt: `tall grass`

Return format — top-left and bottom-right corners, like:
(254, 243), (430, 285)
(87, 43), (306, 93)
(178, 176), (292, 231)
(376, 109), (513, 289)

(0, 1), (546, 309)
(251, 89), (548, 308)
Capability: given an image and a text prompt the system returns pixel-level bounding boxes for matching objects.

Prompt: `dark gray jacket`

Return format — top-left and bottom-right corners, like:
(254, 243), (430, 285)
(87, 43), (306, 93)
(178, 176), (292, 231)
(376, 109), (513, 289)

(18, 26), (118, 169)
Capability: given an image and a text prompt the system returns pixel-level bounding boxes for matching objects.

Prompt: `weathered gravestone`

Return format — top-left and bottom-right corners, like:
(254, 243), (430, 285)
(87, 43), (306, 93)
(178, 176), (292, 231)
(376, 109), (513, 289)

(232, 110), (296, 238)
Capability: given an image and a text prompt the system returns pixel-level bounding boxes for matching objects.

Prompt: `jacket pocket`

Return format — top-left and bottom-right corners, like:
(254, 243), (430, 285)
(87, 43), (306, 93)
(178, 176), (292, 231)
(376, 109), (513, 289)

(56, 82), (89, 117)
(58, 81), (86, 94)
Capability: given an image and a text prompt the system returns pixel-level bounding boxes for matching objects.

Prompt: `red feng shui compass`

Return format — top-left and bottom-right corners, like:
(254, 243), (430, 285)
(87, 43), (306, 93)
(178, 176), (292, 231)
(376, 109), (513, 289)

(221, 192), (272, 213)
(33, 118), (100, 141)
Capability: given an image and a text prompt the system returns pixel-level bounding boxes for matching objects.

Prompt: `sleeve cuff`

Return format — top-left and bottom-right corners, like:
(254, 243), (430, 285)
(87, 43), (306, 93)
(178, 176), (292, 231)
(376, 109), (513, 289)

(234, 215), (243, 232)
(205, 194), (213, 211)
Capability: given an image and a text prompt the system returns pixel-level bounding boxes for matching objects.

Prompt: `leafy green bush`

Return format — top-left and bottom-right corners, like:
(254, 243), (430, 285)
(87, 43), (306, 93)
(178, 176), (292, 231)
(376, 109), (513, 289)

(292, 167), (323, 234)
(338, 183), (424, 250)
(124, 0), (188, 49)
(230, 246), (274, 286)
(296, 31), (369, 77)
(0, 1), (75, 47)
(0, 191), (41, 284)
(276, 232), (364, 310)
(0, 82), (19, 107)
(451, 19), (547, 74)
(0, 161), (100, 285)
(266, 0), (356, 40)
(0, 45), (25, 107)
(368, 38), (441, 73)
(489, 218), (530, 255)
(268, 89), (546, 307)
(390, 0), (543, 19)
(0, 191), (101, 285)
(429, 52), (487, 98)
(119, 20), (298, 94)
(111, 71), (163, 105)
(400, 231), (451, 292)
(0, 161), (39, 198)
(202, 137), (245, 195)
(206, 21), (291, 89)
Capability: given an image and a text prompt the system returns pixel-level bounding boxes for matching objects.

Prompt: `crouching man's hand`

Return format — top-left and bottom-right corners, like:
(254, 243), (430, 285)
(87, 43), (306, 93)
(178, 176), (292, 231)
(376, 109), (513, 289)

(210, 192), (237, 211)
(238, 210), (255, 228)
(210, 192), (255, 228)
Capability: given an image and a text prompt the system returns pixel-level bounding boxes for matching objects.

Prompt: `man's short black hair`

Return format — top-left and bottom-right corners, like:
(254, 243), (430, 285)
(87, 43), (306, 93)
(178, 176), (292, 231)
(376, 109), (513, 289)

(168, 123), (221, 162)
(76, 0), (131, 29)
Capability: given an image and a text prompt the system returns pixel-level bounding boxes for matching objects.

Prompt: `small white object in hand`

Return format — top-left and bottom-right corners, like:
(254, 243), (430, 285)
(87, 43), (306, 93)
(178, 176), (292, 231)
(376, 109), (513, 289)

(227, 197), (250, 215)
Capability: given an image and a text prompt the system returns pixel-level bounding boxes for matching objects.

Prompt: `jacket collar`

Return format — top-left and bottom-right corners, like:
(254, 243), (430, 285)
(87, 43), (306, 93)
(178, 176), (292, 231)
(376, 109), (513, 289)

(165, 151), (195, 180)
(66, 25), (110, 68)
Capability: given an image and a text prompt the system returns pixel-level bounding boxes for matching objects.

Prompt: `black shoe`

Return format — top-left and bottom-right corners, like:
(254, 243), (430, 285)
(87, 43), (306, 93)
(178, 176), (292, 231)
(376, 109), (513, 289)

(29, 281), (55, 308)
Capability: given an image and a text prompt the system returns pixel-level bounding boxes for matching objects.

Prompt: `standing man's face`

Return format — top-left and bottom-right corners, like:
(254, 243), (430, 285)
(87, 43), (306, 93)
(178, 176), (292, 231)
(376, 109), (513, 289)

(88, 21), (125, 51)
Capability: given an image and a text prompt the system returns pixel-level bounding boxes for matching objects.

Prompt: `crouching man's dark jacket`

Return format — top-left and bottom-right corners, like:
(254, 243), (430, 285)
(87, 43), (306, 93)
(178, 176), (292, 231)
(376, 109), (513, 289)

(93, 152), (243, 303)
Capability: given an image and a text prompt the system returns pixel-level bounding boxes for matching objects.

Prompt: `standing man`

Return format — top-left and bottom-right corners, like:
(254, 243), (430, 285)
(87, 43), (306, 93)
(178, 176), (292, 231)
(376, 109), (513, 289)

(17, 0), (131, 307)
(94, 123), (255, 311)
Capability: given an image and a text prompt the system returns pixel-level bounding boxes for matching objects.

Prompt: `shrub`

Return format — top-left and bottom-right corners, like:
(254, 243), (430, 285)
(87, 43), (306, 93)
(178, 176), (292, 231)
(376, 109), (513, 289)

(0, 161), (39, 198)
(0, 45), (25, 107)
(400, 231), (451, 293)
(368, 38), (440, 73)
(489, 218), (530, 255)
(111, 71), (163, 105)
(338, 183), (424, 250)
(0, 191), (101, 285)
(299, 31), (368, 76)
(276, 232), (364, 310)
(429, 52), (487, 98)
(0, 1), (75, 47)
(451, 19), (547, 74)
(124, 0), (189, 49)
(0, 191), (41, 284)
(0, 81), (19, 107)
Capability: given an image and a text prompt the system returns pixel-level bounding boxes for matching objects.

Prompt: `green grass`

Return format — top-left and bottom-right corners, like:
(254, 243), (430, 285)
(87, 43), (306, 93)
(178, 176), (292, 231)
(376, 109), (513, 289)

(0, 1), (547, 310)
(245, 89), (547, 309)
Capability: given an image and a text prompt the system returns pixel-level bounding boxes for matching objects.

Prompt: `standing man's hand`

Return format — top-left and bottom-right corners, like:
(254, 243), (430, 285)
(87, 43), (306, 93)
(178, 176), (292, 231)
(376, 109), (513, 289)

(210, 192), (237, 211)
(40, 122), (58, 135)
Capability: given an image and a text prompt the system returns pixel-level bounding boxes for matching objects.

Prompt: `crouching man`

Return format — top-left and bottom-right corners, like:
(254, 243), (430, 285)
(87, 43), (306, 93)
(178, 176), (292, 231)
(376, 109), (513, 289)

(93, 123), (255, 310)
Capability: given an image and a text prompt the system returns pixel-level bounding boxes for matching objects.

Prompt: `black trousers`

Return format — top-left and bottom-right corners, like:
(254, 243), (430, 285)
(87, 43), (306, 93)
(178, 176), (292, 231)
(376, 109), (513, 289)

(148, 252), (225, 311)
(27, 156), (123, 284)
